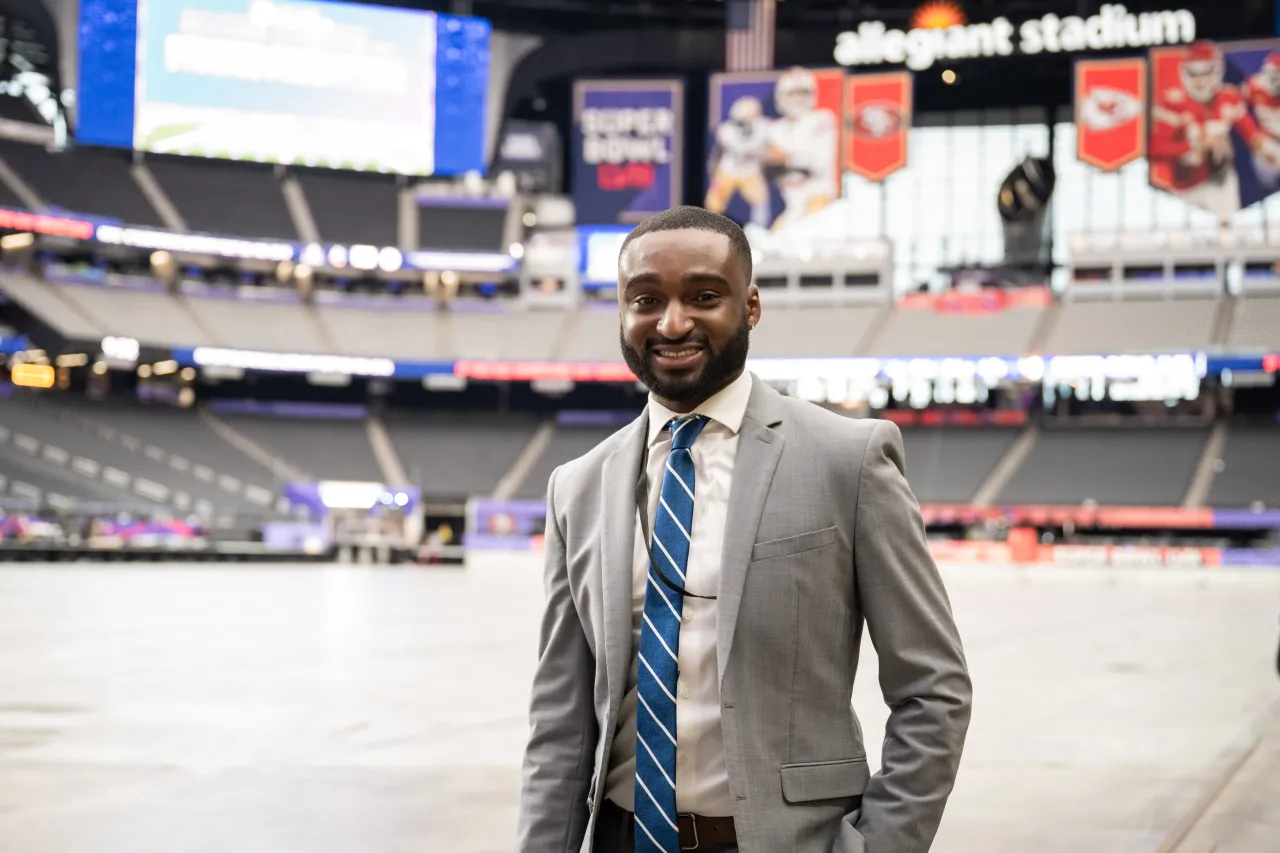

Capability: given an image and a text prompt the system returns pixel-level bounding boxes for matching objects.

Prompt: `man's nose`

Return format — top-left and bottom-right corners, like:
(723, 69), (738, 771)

(657, 302), (694, 340)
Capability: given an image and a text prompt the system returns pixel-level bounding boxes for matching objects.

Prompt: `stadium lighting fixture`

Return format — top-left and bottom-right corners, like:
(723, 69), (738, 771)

(377, 246), (403, 273)
(440, 270), (459, 288)
(54, 353), (88, 368)
(137, 364), (153, 379)
(349, 244), (380, 271)
(10, 363), (54, 389)
(941, 69), (957, 84)
(522, 212), (538, 228)
(508, 242), (525, 259)
(317, 481), (385, 510)
(101, 336), (140, 364)
(0, 232), (34, 252)
(91, 361), (108, 375)
(180, 367), (197, 381)
(153, 360), (179, 376)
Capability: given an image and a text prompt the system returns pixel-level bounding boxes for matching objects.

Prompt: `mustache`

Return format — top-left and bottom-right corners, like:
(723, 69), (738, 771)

(644, 334), (709, 351)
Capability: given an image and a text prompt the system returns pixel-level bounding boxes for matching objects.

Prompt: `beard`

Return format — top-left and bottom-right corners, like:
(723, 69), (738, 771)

(621, 314), (751, 406)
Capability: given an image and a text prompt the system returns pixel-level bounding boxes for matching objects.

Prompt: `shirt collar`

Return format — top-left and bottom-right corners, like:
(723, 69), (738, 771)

(645, 369), (753, 447)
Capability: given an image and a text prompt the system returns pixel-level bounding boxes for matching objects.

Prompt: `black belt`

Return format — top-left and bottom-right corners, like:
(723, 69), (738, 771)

(600, 798), (737, 850)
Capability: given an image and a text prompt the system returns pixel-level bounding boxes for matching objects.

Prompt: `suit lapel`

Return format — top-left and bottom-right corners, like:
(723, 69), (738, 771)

(717, 376), (785, 687)
(600, 411), (648, 713)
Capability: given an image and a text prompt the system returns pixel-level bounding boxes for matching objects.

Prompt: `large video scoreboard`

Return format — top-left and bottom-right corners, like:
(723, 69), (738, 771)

(77, 0), (490, 176)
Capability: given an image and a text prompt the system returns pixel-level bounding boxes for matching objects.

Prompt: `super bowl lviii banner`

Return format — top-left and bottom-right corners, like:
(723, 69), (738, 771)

(844, 71), (912, 182)
(706, 67), (844, 232)
(572, 79), (684, 224)
(1075, 58), (1147, 172)
(1149, 39), (1280, 220)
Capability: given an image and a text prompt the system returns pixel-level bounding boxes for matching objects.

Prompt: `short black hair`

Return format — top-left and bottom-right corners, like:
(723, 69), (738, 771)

(619, 205), (753, 284)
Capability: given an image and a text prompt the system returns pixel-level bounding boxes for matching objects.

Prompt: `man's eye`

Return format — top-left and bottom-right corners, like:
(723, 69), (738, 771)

(695, 292), (721, 302)
(634, 295), (658, 307)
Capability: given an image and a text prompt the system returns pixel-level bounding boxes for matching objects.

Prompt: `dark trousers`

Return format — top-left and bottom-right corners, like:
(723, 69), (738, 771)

(593, 800), (737, 853)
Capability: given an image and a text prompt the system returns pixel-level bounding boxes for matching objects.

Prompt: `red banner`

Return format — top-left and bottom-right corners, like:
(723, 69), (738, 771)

(1075, 57), (1147, 172)
(844, 72), (911, 182)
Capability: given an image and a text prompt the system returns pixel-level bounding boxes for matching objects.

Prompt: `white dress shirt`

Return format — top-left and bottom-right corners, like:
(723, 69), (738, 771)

(604, 368), (753, 817)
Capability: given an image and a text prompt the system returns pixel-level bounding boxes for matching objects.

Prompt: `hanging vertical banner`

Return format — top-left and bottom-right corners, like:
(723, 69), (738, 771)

(1149, 39), (1280, 220)
(706, 67), (845, 233)
(1075, 57), (1147, 171)
(572, 79), (684, 225)
(843, 71), (912, 182)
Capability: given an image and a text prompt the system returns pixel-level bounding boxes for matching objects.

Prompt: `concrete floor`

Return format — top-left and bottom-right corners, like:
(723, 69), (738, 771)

(0, 559), (1277, 853)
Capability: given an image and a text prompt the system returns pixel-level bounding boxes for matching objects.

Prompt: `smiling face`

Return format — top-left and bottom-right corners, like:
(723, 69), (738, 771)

(618, 228), (761, 412)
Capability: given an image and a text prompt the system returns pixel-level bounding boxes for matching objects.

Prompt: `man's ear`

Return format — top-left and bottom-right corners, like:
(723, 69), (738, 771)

(746, 284), (762, 329)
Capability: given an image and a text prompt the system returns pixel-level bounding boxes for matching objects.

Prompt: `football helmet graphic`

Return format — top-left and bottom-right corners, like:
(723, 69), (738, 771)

(1257, 52), (1280, 97)
(729, 95), (764, 124)
(774, 67), (817, 118)
(1180, 41), (1225, 104)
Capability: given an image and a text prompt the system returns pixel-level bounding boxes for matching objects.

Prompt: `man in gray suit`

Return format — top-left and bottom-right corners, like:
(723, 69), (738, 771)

(517, 206), (971, 853)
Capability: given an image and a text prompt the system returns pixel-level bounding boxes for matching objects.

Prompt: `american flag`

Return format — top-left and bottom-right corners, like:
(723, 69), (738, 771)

(725, 0), (776, 72)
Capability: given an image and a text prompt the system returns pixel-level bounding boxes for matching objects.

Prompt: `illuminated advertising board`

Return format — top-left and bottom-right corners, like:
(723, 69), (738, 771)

(78, 0), (490, 176)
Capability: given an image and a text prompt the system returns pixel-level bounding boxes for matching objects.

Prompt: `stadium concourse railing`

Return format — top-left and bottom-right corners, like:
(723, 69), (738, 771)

(0, 204), (519, 277)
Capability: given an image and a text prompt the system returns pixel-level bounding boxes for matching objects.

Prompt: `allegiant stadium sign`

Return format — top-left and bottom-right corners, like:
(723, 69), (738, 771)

(834, 5), (1196, 71)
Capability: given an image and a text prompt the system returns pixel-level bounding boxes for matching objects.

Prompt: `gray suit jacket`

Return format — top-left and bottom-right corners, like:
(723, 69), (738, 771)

(516, 374), (972, 853)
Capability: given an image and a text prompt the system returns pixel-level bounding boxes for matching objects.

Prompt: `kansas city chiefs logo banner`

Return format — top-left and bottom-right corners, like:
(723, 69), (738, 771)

(844, 72), (912, 182)
(1075, 58), (1147, 172)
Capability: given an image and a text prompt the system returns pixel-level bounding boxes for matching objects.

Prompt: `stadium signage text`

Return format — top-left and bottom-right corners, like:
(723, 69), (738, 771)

(579, 108), (675, 167)
(834, 5), (1196, 71)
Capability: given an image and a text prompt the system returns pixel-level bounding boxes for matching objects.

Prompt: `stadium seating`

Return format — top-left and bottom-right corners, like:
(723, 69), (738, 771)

(54, 281), (214, 348)
(187, 294), (332, 353)
(0, 140), (163, 226)
(517, 424), (619, 499)
(553, 305), (624, 361)
(869, 306), (1044, 357)
(0, 394), (280, 520)
(146, 158), (297, 239)
(297, 171), (400, 247)
(898, 427), (1020, 504)
(998, 427), (1208, 506)
(0, 437), (156, 510)
(215, 413), (382, 482)
(1042, 296), (1219, 354)
(0, 274), (110, 341)
(314, 297), (451, 360)
(750, 304), (880, 357)
(385, 411), (539, 500)
(53, 398), (286, 503)
(1207, 425), (1280, 508)
(449, 306), (571, 361)
(1227, 296), (1280, 350)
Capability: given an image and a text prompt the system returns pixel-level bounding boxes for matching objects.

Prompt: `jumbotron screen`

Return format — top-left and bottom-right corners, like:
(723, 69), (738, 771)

(77, 0), (490, 176)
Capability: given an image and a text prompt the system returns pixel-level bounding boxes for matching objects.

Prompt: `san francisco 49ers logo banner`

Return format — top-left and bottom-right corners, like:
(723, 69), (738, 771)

(844, 72), (912, 182)
(1075, 57), (1147, 171)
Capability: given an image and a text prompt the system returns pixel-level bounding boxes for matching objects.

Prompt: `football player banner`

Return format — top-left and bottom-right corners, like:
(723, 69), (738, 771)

(844, 71), (912, 182)
(572, 79), (684, 225)
(705, 67), (844, 232)
(1149, 39), (1280, 220)
(1075, 58), (1147, 172)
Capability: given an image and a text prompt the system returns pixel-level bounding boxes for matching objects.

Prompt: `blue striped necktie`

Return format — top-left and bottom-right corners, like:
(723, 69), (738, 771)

(634, 414), (708, 853)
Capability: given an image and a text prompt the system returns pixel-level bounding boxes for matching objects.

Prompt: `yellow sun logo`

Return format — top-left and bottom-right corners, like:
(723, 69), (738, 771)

(911, 0), (967, 30)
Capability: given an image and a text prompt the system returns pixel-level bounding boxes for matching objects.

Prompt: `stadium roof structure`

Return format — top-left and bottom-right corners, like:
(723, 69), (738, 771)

(398, 0), (1267, 38)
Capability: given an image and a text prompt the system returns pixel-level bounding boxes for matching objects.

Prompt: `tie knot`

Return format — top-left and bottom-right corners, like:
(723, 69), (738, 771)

(668, 415), (708, 450)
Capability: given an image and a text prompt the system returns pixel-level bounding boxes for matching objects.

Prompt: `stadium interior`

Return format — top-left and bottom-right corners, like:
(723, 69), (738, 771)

(0, 0), (1278, 851)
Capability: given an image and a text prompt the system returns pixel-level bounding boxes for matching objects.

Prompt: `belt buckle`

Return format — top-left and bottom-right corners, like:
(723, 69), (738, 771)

(678, 813), (699, 851)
